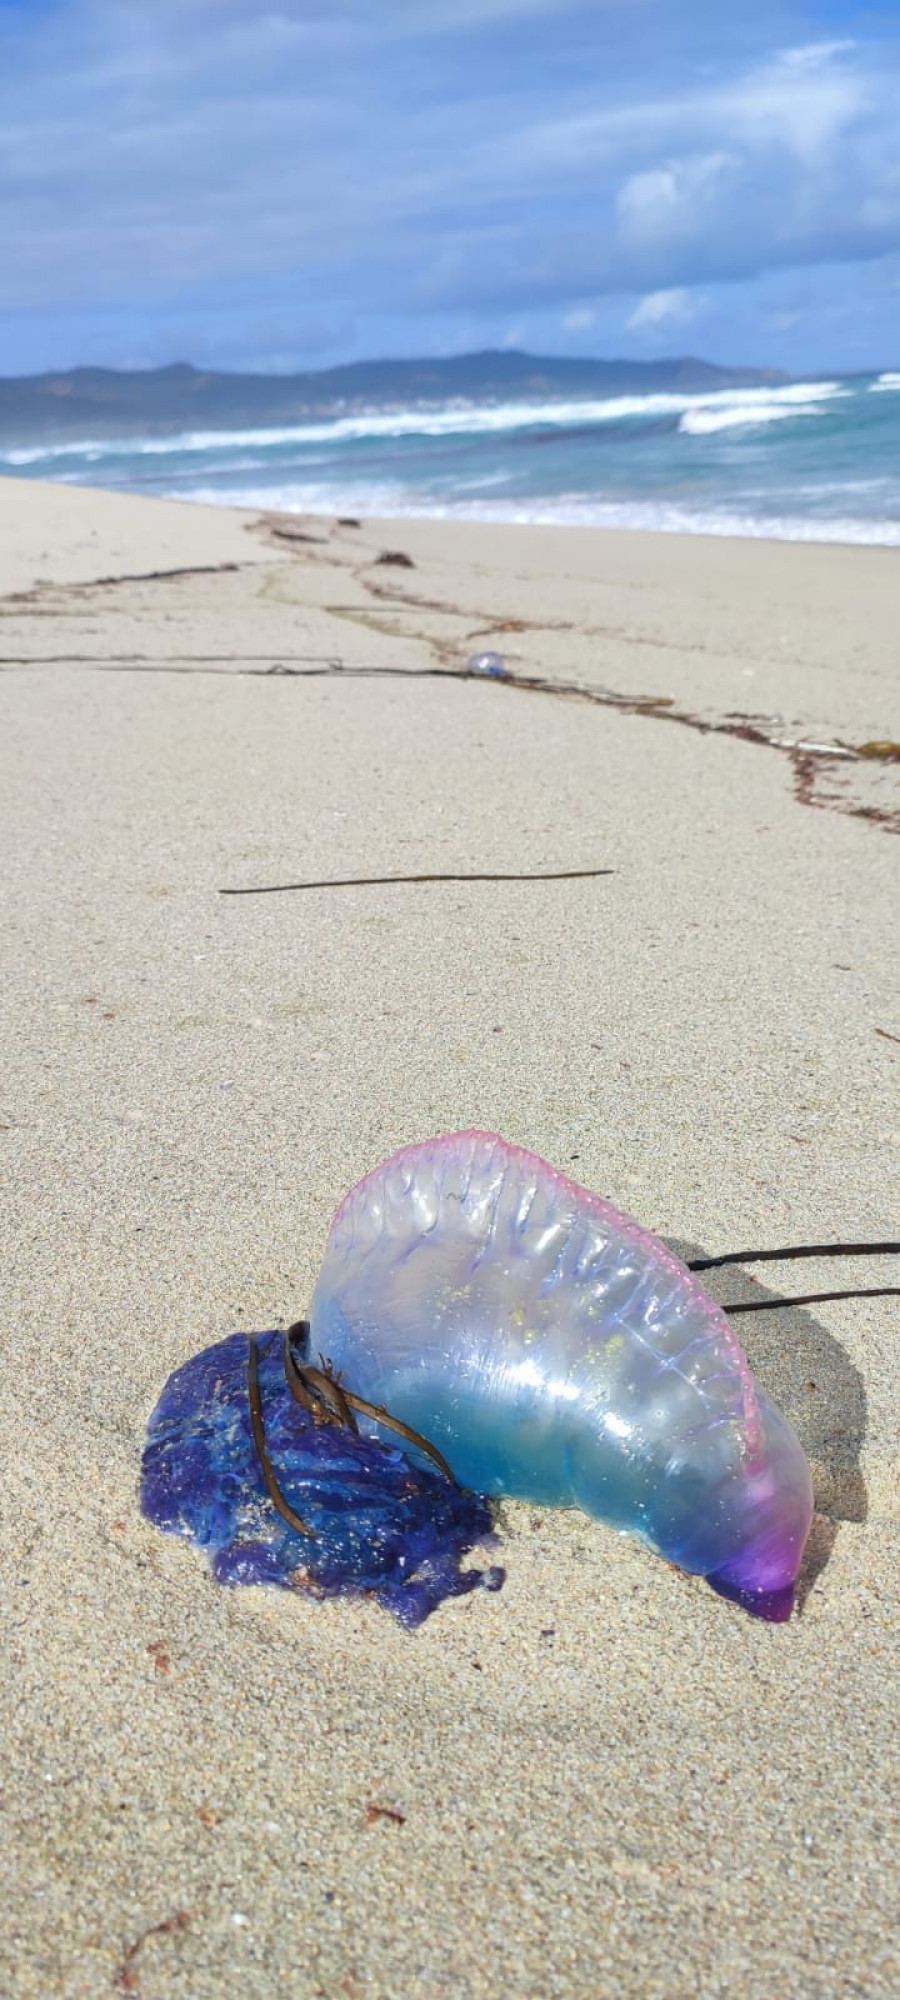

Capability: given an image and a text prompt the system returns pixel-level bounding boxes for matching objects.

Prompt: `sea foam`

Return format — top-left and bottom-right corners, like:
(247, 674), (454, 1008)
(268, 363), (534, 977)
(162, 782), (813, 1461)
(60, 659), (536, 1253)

(2, 371), (897, 547)
(0, 379), (847, 466)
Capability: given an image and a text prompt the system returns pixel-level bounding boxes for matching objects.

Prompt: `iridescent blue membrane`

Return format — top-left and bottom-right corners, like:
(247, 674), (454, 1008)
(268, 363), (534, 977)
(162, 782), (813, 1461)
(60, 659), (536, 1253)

(141, 1331), (503, 1626)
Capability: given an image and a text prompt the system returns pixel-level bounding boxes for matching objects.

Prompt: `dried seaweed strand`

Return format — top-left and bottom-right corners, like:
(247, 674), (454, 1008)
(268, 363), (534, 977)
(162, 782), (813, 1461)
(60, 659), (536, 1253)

(338, 1388), (457, 1485)
(220, 867), (614, 896)
(283, 1322), (456, 1483)
(246, 1325), (458, 1541)
(689, 1240), (900, 1271)
(726, 1285), (900, 1314)
(246, 1335), (313, 1537)
(283, 1331), (359, 1431)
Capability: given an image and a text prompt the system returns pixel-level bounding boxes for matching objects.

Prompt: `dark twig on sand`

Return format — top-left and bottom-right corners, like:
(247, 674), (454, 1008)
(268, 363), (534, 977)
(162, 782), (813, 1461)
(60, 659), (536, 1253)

(220, 866), (614, 896)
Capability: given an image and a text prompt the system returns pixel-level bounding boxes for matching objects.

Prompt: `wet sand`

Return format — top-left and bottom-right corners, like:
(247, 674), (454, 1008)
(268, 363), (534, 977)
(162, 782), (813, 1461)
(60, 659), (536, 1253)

(1, 477), (898, 1998)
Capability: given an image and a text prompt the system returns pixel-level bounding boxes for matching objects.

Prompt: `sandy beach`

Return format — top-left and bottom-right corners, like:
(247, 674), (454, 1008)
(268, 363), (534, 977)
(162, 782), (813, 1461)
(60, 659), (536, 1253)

(1, 475), (898, 1998)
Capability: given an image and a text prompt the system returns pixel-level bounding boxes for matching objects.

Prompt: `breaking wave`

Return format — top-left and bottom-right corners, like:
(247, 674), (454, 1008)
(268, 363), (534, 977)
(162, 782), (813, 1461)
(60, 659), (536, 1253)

(0, 378), (848, 466)
(1, 369), (897, 546)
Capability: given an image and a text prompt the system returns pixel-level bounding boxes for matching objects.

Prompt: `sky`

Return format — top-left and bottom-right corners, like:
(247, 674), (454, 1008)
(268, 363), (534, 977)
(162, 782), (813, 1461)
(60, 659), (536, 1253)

(1, 0), (899, 377)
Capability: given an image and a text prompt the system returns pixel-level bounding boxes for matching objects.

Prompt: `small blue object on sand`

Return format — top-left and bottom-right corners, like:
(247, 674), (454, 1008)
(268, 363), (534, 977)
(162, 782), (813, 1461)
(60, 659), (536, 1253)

(465, 650), (508, 678)
(141, 1331), (502, 1626)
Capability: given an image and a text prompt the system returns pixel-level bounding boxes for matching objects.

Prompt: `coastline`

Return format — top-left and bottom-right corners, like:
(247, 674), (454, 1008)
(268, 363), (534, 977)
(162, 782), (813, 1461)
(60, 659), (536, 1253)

(2, 476), (898, 1998)
(4, 364), (900, 550)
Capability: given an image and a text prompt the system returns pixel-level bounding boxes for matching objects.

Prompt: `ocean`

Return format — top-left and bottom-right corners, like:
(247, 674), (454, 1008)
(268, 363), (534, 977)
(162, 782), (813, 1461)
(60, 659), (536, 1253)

(4, 370), (900, 545)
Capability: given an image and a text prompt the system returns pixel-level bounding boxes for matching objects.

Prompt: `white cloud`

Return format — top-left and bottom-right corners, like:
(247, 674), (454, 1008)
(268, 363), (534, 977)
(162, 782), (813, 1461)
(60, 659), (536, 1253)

(779, 40), (857, 70)
(720, 43), (868, 166)
(627, 287), (697, 329)
(0, 2), (899, 372)
(617, 155), (732, 243)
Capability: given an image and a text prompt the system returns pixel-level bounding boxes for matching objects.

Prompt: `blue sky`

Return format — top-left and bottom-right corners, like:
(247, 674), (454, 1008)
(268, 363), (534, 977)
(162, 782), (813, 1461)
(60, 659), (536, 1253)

(1, 0), (899, 376)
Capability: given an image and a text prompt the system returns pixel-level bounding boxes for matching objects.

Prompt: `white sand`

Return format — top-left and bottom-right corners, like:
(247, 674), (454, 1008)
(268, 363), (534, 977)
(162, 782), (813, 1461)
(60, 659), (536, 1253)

(1, 479), (898, 1998)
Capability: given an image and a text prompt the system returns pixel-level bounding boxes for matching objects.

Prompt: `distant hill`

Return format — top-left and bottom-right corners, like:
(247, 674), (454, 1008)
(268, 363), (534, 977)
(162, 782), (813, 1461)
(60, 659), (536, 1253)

(0, 350), (789, 445)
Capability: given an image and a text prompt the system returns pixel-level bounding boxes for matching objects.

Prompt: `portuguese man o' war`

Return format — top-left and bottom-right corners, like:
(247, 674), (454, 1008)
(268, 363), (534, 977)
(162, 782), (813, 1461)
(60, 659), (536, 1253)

(308, 1130), (814, 1622)
(143, 1129), (815, 1625)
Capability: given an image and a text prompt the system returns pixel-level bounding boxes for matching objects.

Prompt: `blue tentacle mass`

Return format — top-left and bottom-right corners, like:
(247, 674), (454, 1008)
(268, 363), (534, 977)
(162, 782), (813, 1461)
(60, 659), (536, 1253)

(141, 1329), (502, 1626)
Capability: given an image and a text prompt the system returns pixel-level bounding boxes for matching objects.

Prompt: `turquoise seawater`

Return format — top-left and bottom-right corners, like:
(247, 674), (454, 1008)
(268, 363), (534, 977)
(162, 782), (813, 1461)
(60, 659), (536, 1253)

(4, 370), (900, 543)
